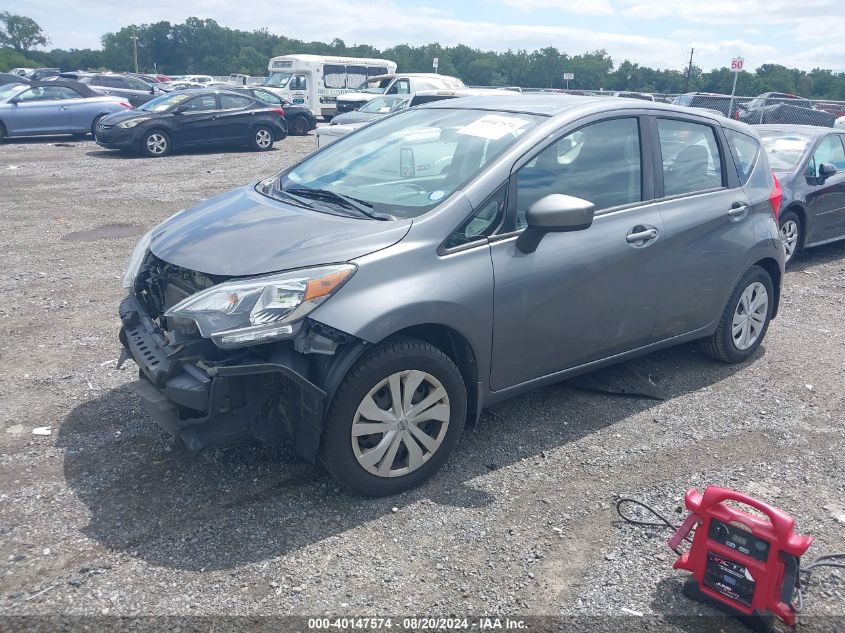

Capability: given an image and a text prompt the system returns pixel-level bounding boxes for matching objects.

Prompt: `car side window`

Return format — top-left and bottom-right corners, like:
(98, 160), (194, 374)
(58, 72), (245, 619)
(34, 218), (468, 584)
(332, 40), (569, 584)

(290, 75), (307, 91)
(184, 95), (218, 112)
(102, 76), (126, 88)
(17, 86), (64, 102)
(387, 79), (410, 95)
(220, 94), (252, 109)
(657, 119), (724, 196)
(445, 185), (506, 249)
(125, 77), (149, 90)
(515, 117), (642, 229)
(724, 128), (761, 185)
(810, 135), (845, 175)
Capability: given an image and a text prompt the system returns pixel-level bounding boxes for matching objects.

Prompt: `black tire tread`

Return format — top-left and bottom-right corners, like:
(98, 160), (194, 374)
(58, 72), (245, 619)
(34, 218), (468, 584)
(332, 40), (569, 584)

(779, 209), (802, 266)
(320, 336), (465, 496)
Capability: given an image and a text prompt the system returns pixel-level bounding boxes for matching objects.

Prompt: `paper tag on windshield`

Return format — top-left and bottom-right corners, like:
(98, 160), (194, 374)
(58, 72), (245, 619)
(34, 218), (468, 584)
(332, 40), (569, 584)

(457, 114), (529, 140)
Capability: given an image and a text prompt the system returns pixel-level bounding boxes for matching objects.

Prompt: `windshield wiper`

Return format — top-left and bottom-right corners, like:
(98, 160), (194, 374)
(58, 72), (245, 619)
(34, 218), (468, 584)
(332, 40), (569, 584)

(286, 187), (395, 221)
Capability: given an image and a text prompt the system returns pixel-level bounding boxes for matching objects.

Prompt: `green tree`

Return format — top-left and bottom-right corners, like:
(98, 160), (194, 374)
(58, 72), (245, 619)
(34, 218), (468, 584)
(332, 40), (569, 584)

(0, 12), (48, 53)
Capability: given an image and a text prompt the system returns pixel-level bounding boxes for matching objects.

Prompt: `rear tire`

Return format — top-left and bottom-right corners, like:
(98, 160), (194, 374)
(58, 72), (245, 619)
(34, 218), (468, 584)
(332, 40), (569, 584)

(250, 125), (274, 151)
(320, 337), (467, 496)
(290, 116), (310, 135)
(700, 266), (774, 363)
(140, 130), (171, 157)
(0, 121), (6, 142)
(779, 210), (802, 266)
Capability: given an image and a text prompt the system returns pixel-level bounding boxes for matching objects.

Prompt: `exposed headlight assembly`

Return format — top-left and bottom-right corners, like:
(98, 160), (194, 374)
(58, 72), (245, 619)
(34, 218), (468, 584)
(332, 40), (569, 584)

(122, 229), (153, 289)
(165, 264), (356, 348)
(117, 118), (150, 128)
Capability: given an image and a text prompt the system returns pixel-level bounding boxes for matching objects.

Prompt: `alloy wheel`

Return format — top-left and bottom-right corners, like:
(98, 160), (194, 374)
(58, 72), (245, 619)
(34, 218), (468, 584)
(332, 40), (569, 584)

(732, 282), (769, 351)
(780, 219), (799, 262)
(255, 128), (272, 149)
(351, 370), (450, 478)
(146, 133), (167, 155)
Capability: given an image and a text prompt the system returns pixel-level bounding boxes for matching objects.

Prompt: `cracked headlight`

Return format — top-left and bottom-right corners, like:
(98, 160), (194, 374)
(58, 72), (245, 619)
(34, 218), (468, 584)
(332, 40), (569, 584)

(117, 117), (150, 128)
(165, 264), (356, 348)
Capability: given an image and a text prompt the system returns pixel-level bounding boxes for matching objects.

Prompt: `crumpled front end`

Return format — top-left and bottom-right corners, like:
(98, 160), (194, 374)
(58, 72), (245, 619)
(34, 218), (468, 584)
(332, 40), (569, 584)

(118, 254), (360, 460)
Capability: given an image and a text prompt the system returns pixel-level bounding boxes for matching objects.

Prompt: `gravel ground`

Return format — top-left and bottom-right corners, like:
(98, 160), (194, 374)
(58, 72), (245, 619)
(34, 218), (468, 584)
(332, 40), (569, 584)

(0, 134), (842, 632)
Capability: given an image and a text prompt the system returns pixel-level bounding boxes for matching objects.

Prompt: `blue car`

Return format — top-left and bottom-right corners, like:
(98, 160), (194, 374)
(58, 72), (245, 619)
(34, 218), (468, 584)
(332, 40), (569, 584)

(0, 80), (132, 140)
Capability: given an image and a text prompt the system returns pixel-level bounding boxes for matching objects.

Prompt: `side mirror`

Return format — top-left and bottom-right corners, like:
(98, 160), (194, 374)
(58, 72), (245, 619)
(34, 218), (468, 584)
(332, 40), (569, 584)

(515, 194), (595, 254)
(819, 162), (837, 181)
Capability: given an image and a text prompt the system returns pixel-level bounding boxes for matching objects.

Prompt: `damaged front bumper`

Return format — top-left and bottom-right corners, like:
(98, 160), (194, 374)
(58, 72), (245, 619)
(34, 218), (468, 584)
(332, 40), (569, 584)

(118, 295), (327, 460)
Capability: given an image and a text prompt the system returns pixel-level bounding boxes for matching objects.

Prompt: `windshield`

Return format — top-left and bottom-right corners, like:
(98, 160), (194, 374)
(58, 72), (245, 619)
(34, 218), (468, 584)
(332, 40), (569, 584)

(359, 96), (408, 114)
(138, 91), (195, 113)
(261, 108), (545, 219)
(357, 78), (392, 94)
(759, 133), (813, 171)
(264, 72), (292, 88)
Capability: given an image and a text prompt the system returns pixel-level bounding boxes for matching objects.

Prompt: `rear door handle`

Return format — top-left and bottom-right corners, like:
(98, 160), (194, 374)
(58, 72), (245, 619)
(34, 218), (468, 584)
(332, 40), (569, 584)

(626, 228), (659, 244)
(728, 203), (749, 219)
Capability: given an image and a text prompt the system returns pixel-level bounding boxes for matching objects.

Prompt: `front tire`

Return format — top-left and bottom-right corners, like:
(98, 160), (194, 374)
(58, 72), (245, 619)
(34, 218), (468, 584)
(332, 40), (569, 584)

(290, 116), (310, 135)
(701, 266), (774, 363)
(779, 210), (802, 266)
(90, 114), (106, 136)
(250, 126), (274, 151)
(320, 337), (467, 496)
(140, 130), (171, 157)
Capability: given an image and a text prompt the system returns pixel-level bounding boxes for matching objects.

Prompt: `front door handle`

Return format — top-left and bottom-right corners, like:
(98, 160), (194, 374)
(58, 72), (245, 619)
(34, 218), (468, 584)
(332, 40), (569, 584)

(728, 203), (749, 220)
(626, 227), (659, 244)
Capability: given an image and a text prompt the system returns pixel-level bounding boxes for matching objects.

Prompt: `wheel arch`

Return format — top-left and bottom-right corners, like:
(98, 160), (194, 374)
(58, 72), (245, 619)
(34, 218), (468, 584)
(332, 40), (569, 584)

(753, 257), (782, 318)
(781, 203), (808, 250)
(141, 126), (174, 151)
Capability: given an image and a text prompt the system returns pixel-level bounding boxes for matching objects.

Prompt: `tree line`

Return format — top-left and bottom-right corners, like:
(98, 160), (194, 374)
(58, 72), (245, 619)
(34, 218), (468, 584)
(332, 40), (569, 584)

(2, 13), (845, 100)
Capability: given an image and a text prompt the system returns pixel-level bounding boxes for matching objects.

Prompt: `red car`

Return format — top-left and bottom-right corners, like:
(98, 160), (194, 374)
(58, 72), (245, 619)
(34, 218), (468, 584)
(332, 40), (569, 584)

(814, 102), (845, 118)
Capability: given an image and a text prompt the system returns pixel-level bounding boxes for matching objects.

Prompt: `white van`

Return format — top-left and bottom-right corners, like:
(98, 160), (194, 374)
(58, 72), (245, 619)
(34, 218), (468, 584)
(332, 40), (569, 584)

(335, 74), (464, 114)
(264, 54), (398, 120)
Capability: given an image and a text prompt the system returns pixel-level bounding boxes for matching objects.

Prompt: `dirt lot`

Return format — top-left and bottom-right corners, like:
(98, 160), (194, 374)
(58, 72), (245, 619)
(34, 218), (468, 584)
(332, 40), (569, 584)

(0, 134), (843, 631)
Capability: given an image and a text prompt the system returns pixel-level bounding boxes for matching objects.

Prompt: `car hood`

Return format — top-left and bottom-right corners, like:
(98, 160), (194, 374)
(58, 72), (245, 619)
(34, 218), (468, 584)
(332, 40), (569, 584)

(102, 109), (155, 124)
(149, 185), (412, 276)
(332, 111), (382, 125)
(337, 92), (379, 103)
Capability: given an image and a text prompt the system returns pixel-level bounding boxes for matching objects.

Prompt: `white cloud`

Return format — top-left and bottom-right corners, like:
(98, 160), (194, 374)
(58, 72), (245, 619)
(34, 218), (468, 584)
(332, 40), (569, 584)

(493, 0), (614, 15)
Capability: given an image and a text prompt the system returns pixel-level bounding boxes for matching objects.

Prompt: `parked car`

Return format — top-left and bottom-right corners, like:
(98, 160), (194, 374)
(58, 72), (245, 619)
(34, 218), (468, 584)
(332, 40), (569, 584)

(836, 116), (845, 129)
(8, 67), (34, 76)
(226, 86), (317, 135)
(181, 75), (214, 84)
(317, 89), (518, 147)
(671, 92), (734, 116)
(737, 92), (834, 127)
(335, 73), (464, 114)
(25, 68), (60, 81)
(95, 89), (287, 157)
(0, 73), (29, 86)
(158, 81), (205, 92)
(68, 73), (161, 107)
(814, 102), (845, 119)
(755, 125), (845, 264)
(0, 80), (131, 140)
(613, 91), (655, 101)
(118, 95), (784, 495)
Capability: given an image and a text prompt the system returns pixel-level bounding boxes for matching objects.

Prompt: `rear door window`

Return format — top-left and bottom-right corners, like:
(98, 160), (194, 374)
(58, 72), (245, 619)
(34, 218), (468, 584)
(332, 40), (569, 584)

(101, 76), (126, 88)
(657, 119), (724, 196)
(724, 128), (761, 185)
(184, 95), (218, 112)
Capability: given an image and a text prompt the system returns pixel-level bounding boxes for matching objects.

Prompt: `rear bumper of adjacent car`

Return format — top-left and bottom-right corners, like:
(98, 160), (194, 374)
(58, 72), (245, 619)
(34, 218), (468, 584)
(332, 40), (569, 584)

(118, 295), (327, 458)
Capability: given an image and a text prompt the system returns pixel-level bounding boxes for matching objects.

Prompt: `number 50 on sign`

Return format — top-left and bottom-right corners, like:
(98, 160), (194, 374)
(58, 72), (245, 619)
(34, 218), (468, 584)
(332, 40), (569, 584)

(730, 58), (744, 72)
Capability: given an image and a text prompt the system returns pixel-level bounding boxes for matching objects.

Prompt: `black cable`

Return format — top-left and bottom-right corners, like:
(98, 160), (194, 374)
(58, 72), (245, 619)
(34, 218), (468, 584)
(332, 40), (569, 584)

(615, 497), (695, 555)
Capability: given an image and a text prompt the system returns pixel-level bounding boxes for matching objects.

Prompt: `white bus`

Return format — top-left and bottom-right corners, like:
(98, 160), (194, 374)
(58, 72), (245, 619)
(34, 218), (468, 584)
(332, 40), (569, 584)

(264, 54), (398, 119)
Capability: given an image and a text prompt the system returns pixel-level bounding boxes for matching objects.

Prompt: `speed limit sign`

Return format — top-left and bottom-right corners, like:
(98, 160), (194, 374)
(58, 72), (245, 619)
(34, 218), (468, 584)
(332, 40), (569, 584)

(730, 58), (744, 72)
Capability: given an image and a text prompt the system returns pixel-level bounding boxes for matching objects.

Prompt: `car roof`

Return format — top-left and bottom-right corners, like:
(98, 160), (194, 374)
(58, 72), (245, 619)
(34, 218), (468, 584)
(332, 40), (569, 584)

(754, 124), (841, 137)
(420, 93), (731, 121)
(29, 79), (100, 97)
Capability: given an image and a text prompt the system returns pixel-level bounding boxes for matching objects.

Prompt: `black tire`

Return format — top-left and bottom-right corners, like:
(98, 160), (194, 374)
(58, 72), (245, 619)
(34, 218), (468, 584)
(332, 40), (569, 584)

(320, 336), (467, 496)
(90, 114), (106, 136)
(139, 129), (171, 158)
(0, 121), (6, 141)
(322, 115), (333, 123)
(778, 209), (802, 267)
(700, 266), (774, 363)
(290, 116), (310, 136)
(250, 125), (275, 151)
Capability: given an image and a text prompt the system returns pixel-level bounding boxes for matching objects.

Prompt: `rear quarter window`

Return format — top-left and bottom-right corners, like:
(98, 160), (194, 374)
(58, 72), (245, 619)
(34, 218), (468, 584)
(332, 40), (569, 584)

(724, 128), (761, 185)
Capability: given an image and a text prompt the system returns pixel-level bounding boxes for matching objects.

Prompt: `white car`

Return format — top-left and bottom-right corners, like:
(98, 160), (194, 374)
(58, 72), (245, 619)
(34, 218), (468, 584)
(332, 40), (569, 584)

(181, 75), (214, 84)
(836, 116), (845, 129)
(335, 73), (464, 115)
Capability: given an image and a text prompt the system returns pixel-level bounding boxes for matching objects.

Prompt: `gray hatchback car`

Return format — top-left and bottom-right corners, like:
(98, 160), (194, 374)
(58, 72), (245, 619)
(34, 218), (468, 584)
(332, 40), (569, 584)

(118, 96), (785, 496)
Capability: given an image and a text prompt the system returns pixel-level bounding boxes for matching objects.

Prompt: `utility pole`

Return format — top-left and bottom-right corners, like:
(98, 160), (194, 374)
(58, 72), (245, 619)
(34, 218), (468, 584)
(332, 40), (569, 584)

(131, 30), (139, 73)
(684, 47), (694, 92)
